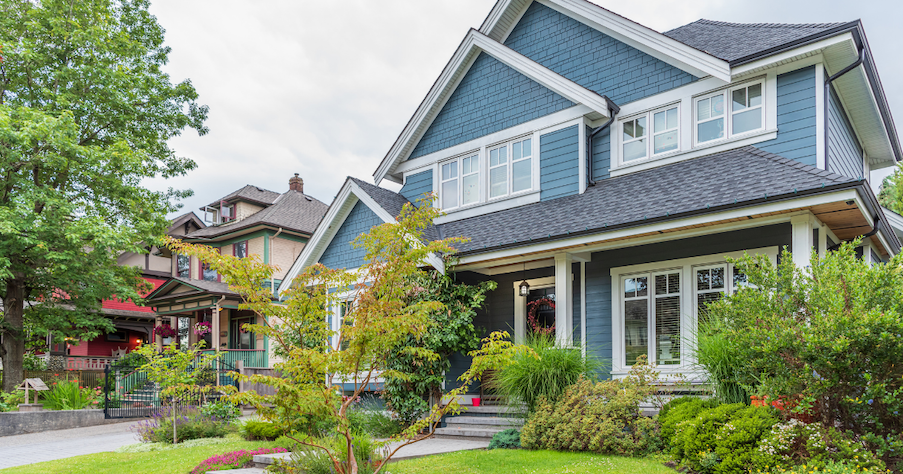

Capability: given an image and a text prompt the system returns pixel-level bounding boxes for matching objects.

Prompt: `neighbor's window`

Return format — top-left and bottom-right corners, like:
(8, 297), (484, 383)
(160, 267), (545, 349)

(233, 241), (248, 259)
(695, 80), (764, 144)
(177, 254), (190, 278)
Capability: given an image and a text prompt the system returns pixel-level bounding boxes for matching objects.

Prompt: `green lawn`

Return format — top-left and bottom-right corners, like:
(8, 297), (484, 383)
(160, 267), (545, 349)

(0, 440), (277, 474)
(388, 449), (675, 474)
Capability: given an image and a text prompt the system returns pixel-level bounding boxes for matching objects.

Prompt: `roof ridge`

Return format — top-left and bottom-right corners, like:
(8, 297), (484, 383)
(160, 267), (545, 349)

(692, 19), (849, 29)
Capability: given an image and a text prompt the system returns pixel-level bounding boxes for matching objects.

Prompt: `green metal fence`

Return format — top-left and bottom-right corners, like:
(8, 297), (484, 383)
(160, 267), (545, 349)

(201, 349), (267, 368)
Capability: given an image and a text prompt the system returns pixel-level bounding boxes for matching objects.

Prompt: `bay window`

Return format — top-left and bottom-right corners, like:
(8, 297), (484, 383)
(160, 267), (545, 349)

(695, 80), (764, 145)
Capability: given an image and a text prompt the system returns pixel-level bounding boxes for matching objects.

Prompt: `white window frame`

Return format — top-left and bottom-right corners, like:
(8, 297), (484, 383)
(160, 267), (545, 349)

(439, 152), (481, 211)
(693, 79), (766, 147)
(618, 103), (681, 166)
(487, 135), (535, 202)
(610, 246), (779, 378)
(439, 159), (459, 211)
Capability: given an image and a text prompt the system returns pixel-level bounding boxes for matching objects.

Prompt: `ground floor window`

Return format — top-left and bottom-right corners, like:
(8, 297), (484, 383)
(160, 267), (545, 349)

(611, 247), (777, 375)
(230, 311), (256, 349)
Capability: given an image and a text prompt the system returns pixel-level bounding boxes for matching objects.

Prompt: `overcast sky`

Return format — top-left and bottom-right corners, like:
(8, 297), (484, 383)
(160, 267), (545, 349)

(145, 0), (903, 218)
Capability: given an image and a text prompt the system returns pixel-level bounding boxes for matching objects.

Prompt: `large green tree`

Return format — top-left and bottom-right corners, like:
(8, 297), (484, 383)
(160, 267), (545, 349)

(0, 0), (207, 391)
(879, 163), (903, 214)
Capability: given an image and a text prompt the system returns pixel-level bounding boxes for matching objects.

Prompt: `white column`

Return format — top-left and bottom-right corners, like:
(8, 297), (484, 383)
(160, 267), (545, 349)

(554, 253), (573, 347)
(791, 214), (814, 270)
(580, 262), (586, 357)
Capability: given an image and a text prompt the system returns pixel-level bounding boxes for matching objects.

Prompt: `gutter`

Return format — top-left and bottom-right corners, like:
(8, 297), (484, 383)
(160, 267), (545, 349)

(586, 99), (620, 187)
(824, 40), (864, 176)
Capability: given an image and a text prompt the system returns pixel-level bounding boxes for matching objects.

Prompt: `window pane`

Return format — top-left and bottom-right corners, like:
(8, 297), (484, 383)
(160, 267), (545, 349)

(711, 95), (724, 116)
(733, 268), (749, 291)
(697, 98), (710, 121)
(441, 179), (457, 209)
(654, 110), (667, 132)
(748, 84), (762, 107)
(234, 242), (247, 259)
(512, 141), (522, 160)
(656, 295), (681, 365)
(732, 109), (761, 134)
(635, 276), (648, 297)
(669, 273), (680, 292)
(624, 299), (648, 365)
(697, 118), (724, 143)
(177, 255), (190, 278)
(697, 292), (722, 317)
(667, 107), (678, 129)
(732, 88), (747, 111)
(442, 162), (456, 180)
(203, 264), (217, 282)
(697, 269), (710, 290)
(711, 267), (725, 289)
(624, 120), (635, 141)
(490, 148), (499, 167)
(655, 274), (667, 295)
(512, 158), (531, 192)
(490, 165), (507, 198)
(623, 139), (647, 161)
(654, 130), (678, 154)
(625, 278), (637, 298)
(636, 117), (646, 137)
(463, 156), (477, 174)
(462, 173), (479, 205)
(521, 138), (532, 157)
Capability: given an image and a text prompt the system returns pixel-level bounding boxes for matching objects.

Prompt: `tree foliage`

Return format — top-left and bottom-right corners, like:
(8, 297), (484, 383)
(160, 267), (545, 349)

(878, 163), (903, 215)
(0, 0), (207, 391)
(168, 197), (519, 474)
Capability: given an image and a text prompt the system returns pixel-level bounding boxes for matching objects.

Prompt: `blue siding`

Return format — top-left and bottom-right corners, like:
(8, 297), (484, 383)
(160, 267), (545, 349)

(591, 126), (612, 181)
(584, 224), (792, 377)
(827, 84), (863, 179)
(319, 200), (384, 269)
(540, 125), (580, 201)
(504, 2), (697, 104)
(572, 262), (582, 347)
(408, 52), (575, 160)
(400, 169), (433, 205)
(759, 66), (818, 166)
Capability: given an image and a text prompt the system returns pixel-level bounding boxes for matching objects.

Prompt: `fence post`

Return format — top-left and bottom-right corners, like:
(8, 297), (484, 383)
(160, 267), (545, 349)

(235, 360), (244, 393)
(103, 364), (110, 419)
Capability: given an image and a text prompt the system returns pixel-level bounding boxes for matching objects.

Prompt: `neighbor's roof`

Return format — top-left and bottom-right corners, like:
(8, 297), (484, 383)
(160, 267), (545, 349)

(349, 177), (441, 243)
(145, 277), (238, 302)
(187, 190), (328, 239)
(203, 185), (283, 209)
(440, 146), (860, 254)
(664, 19), (853, 64)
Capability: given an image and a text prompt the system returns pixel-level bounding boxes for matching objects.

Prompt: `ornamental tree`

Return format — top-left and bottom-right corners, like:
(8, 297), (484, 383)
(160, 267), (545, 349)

(0, 0), (207, 391)
(168, 197), (518, 474)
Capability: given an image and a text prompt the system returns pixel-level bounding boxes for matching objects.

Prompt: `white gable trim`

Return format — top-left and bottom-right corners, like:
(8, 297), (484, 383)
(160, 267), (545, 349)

(373, 29), (614, 186)
(480, 0), (730, 83)
(278, 181), (445, 295)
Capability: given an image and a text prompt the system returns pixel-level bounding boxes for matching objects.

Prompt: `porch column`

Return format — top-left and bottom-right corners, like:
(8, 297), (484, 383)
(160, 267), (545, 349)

(791, 214), (814, 270)
(154, 318), (163, 351)
(554, 253), (573, 347)
(212, 305), (221, 353)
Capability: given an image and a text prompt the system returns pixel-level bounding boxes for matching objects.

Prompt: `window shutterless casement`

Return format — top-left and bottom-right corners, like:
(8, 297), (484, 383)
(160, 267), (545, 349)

(440, 153), (480, 210)
(695, 80), (764, 145)
(620, 104), (680, 165)
(489, 136), (533, 200)
(439, 135), (534, 210)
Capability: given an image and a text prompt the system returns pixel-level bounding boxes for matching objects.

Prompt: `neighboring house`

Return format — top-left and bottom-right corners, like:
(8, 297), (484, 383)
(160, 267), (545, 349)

(146, 174), (328, 369)
(279, 0), (903, 394)
(45, 212), (206, 371)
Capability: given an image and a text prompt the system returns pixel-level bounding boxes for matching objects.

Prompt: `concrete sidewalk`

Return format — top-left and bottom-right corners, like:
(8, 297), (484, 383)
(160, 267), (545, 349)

(0, 420), (140, 470)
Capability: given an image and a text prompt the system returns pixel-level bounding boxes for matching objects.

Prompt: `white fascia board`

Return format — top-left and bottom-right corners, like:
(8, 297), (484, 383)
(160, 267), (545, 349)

(374, 29), (612, 186)
(732, 33), (853, 78)
(531, 0), (730, 82)
(277, 182), (357, 295)
(455, 189), (863, 267)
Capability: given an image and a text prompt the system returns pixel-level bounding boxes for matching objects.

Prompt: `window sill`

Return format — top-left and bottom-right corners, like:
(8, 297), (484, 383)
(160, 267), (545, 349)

(434, 190), (540, 224)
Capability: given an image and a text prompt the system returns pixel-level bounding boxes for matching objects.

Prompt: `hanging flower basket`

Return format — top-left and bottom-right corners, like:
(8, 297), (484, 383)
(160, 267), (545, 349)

(194, 321), (212, 336)
(153, 323), (177, 338)
(527, 296), (555, 336)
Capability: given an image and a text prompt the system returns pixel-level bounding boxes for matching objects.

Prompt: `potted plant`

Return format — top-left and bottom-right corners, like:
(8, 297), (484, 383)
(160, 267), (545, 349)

(153, 323), (177, 344)
(193, 321), (212, 337)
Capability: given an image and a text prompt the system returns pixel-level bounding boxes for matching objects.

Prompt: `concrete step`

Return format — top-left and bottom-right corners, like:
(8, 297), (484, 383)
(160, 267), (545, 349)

(253, 452), (293, 469)
(445, 416), (523, 427)
(459, 405), (524, 417)
(434, 426), (506, 438)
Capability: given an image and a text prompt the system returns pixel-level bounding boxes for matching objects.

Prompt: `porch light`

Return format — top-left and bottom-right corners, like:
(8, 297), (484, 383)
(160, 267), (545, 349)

(519, 280), (530, 297)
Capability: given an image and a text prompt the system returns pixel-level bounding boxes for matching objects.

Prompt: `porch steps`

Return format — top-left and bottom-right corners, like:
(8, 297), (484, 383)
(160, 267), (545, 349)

(435, 405), (524, 439)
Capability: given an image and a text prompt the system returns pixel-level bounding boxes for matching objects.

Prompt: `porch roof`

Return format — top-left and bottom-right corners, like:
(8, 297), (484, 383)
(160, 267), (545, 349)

(441, 146), (899, 256)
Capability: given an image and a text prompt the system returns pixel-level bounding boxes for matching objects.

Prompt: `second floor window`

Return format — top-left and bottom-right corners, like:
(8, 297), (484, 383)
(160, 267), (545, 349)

(695, 80), (763, 145)
(200, 247), (220, 282)
(440, 154), (480, 210)
(177, 254), (190, 278)
(233, 241), (248, 258)
(489, 136), (532, 200)
(621, 104), (679, 164)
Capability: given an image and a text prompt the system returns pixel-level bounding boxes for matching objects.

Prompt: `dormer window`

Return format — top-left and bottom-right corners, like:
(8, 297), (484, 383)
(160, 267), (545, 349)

(220, 203), (234, 224)
(695, 80), (763, 145)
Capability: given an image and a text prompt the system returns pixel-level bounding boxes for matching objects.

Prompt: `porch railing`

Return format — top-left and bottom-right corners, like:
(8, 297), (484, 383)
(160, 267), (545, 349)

(201, 349), (268, 368)
(37, 354), (119, 371)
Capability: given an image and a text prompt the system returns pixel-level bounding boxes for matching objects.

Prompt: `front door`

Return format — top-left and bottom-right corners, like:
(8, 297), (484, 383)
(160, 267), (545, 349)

(527, 287), (556, 337)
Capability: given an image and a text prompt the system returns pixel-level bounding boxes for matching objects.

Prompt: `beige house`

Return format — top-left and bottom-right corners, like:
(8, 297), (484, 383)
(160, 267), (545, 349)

(146, 174), (328, 368)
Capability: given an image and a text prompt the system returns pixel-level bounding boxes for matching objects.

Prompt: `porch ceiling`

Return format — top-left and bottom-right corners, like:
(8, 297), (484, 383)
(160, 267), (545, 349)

(809, 201), (888, 255)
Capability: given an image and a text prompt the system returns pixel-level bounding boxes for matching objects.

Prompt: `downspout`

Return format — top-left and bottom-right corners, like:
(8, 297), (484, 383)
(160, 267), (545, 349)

(586, 99), (620, 187)
(828, 215), (880, 252)
(270, 228), (283, 297)
(824, 41), (864, 175)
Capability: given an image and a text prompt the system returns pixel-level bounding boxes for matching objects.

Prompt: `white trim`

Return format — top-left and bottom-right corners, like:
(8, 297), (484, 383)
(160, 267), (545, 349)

(731, 33), (853, 78)
(609, 247), (779, 377)
(512, 276), (556, 343)
(435, 191), (540, 225)
(480, 0), (730, 82)
(815, 65), (826, 169)
(580, 261), (586, 357)
(578, 120), (587, 194)
(455, 189), (863, 267)
(790, 213), (814, 270)
(374, 30), (614, 185)
(554, 253), (574, 346)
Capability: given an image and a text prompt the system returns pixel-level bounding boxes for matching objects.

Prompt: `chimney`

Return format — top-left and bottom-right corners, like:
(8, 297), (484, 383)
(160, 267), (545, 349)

(289, 173), (304, 193)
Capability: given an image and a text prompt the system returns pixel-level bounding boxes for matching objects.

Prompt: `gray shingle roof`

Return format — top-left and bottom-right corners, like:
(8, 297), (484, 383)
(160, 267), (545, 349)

(203, 184), (283, 209)
(146, 277), (238, 301)
(348, 177), (441, 243)
(440, 146), (857, 254)
(664, 19), (850, 63)
(187, 190), (328, 239)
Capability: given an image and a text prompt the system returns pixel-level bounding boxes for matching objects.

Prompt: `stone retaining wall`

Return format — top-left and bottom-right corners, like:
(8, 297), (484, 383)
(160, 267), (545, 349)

(0, 409), (119, 436)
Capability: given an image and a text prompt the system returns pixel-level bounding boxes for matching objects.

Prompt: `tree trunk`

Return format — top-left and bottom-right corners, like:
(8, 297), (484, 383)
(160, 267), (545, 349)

(1, 276), (26, 393)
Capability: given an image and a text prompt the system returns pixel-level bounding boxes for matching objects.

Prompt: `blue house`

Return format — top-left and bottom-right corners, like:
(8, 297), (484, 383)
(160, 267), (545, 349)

(279, 0), (903, 389)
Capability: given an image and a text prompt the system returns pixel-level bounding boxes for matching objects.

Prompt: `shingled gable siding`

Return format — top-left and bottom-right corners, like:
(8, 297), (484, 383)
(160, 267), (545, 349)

(584, 224), (792, 378)
(759, 66), (818, 166)
(319, 201), (385, 270)
(407, 52), (575, 160)
(540, 125), (580, 201)
(400, 169), (434, 205)
(504, 2), (697, 105)
(827, 84), (864, 179)
(591, 125), (612, 181)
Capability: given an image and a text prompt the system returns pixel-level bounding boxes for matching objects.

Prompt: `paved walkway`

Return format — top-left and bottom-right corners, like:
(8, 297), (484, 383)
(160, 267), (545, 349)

(0, 421), (140, 470)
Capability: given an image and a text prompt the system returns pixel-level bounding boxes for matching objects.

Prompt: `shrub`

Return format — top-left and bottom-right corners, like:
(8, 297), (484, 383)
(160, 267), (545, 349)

(199, 399), (240, 423)
(488, 429), (521, 450)
(760, 460), (888, 474)
(0, 390), (25, 411)
(752, 420), (884, 472)
(520, 359), (660, 456)
(672, 403), (745, 467)
(41, 381), (97, 410)
(657, 397), (719, 446)
(274, 433), (385, 474)
(190, 447), (288, 474)
(346, 402), (403, 438)
(134, 407), (234, 443)
(694, 315), (749, 404)
(491, 333), (600, 414)
(116, 350), (149, 368)
(239, 418), (282, 441)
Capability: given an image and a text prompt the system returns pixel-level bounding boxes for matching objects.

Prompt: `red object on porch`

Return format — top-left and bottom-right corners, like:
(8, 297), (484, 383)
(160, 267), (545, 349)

(100, 277), (167, 312)
(472, 397), (481, 407)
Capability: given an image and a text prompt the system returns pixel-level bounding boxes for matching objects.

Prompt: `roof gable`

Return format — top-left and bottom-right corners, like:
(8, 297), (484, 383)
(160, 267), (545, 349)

(203, 185), (282, 209)
(187, 190), (328, 240)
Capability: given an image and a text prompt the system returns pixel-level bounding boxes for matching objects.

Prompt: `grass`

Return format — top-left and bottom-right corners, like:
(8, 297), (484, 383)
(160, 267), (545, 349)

(387, 449), (676, 474)
(0, 439), (277, 474)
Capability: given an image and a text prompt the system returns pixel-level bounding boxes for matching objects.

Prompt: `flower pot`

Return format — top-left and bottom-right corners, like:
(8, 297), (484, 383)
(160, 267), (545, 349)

(472, 397), (481, 407)
(162, 337), (172, 345)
